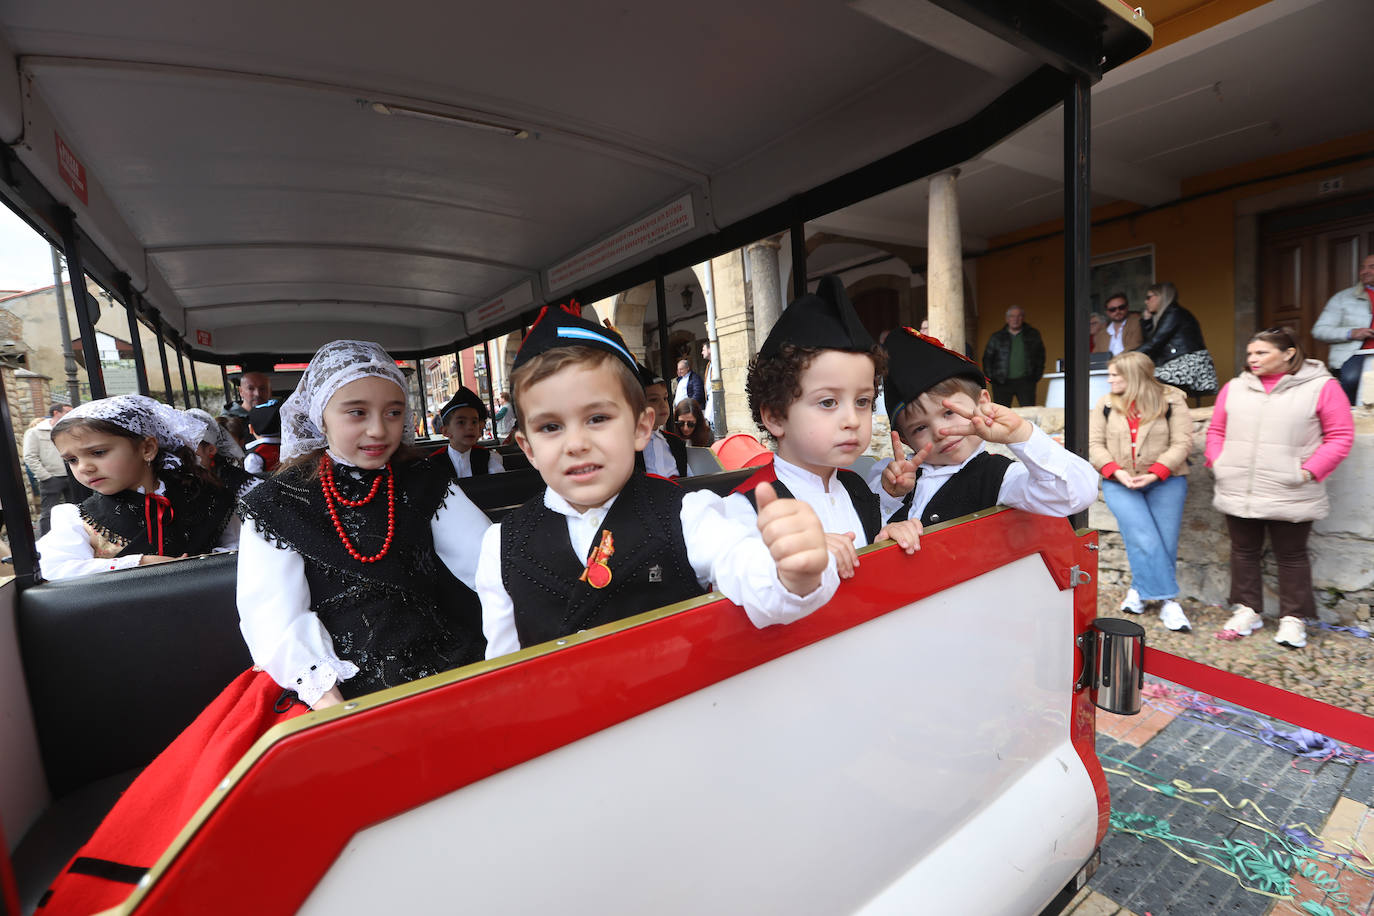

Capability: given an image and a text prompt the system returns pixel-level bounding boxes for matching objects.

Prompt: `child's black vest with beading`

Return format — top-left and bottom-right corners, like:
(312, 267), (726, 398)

(500, 472), (706, 649)
(886, 451), (1013, 526)
(238, 455), (485, 699)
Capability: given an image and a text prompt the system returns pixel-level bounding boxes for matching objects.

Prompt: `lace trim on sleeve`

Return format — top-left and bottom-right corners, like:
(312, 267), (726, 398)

(290, 657), (361, 708)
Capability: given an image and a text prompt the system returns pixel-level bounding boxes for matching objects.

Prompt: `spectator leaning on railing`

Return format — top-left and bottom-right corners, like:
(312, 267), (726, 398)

(1208, 327), (1354, 650)
(1311, 253), (1374, 405)
(1088, 352), (1194, 632)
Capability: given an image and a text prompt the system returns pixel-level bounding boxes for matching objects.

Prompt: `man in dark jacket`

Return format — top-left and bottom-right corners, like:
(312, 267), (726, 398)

(673, 358), (705, 408)
(982, 306), (1045, 407)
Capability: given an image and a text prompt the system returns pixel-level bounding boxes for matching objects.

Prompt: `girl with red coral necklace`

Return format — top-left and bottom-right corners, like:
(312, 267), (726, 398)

(236, 339), (492, 710)
(41, 341), (493, 916)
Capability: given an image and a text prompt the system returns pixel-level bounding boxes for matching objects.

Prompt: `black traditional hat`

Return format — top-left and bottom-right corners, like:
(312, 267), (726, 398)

(247, 398), (282, 438)
(637, 363), (668, 390)
(513, 300), (639, 377)
(758, 275), (874, 358)
(883, 328), (987, 423)
(437, 385), (487, 424)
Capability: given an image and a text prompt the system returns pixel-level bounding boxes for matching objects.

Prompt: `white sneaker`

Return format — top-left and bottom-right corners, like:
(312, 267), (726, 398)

(1119, 588), (1145, 615)
(1221, 604), (1263, 637)
(1275, 616), (1308, 649)
(1159, 600), (1191, 632)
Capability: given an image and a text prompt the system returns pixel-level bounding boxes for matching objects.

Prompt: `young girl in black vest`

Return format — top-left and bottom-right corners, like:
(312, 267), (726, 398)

(186, 406), (260, 501)
(237, 339), (491, 708)
(40, 342), (492, 915)
(37, 395), (240, 580)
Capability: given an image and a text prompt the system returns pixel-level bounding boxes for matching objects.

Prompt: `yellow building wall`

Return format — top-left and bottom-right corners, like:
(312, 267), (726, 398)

(974, 130), (1374, 398)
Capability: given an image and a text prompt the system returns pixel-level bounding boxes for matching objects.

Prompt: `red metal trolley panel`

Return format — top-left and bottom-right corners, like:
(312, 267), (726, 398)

(123, 509), (1097, 916)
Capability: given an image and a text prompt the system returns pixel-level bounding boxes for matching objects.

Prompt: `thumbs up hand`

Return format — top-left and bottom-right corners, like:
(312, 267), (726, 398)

(755, 482), (830, 597)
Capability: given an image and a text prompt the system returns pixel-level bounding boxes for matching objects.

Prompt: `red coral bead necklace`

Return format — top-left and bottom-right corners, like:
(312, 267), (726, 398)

(319, 455), (395, 563)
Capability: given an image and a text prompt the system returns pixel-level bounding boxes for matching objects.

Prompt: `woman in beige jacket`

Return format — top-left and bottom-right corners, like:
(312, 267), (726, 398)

(1089, 352), (1194, 631)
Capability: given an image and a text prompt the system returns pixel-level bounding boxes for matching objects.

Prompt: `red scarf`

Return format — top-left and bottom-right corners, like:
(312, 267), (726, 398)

(144, 491), (174, 555)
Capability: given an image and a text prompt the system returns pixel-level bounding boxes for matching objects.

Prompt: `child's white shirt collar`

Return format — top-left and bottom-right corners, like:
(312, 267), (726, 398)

(918, 440), (988, 479)
(772, 454), (837, 493)
(134, 480), (168, 496)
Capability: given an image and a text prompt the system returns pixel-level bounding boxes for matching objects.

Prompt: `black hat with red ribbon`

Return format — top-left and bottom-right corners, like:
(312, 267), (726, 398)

(513, 299), (639, 377)
(883, 327), (987, 423)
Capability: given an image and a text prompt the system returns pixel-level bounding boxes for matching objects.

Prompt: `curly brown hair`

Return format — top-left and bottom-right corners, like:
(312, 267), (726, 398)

(746, 344), (888, 437)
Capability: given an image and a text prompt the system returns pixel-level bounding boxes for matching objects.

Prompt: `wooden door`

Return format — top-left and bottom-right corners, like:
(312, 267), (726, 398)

(851, 287), (900, 343)
(1260, 193), (1374, 364)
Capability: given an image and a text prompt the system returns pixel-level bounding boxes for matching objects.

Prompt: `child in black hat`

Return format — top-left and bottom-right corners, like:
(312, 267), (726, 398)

(878, 328), (1097, 527)
(638, 365), (690, 478)
(434, 385), (505, 478)
(244, 398), (283, 475)
(474, 301), (838, 658)
(727, 276), (922, 578)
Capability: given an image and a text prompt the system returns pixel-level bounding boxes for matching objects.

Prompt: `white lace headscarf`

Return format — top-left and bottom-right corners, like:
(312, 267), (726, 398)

(185, 407), (246, 461)
(279, 339), (413, 462)
(60, 394), (205, 467)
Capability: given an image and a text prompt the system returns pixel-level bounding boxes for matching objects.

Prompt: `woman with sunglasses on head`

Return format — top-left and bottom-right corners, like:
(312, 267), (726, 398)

(1138, 282), (1218, 397)
(1208, 327), (1353, 649)
(673, 398), (714, 447)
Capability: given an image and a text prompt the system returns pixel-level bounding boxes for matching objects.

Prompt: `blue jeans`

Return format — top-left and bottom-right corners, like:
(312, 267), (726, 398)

(1102, 474), (1188, 600)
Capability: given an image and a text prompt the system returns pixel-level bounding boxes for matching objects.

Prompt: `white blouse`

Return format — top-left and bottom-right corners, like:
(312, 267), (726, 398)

(36, 480), (245, 581)
(236, 480), (491, 706)
(722, 454), (870, 546)
(477, 485), (839, 659)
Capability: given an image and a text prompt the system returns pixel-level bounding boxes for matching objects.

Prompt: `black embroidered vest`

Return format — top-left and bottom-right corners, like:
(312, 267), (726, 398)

(887, 451), (1014, 526)
(733, 464), (881, 544)
(501, 473), (705, 649)
(238, 456), (486, 699)
(78, 473), (237, 558)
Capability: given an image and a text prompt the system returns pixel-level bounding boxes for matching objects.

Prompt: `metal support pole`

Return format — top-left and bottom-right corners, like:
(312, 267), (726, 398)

(56, 209), (106, 400)
(176, 342), (191, 406)
(654, 272), (671, 379)
(790, 219), (808, 301)
(189, 357), (202, 408)
(415, 359), (430, 437)
(119, 281), (150, 396)
(220, 365), (231, 410)
(152, 315), (175, 406)
(50, 248), (82, 405)
(481, 340), (497, 421)
(1063, 74), (1092, 528)
(701, 260), (725, 434)
(0, 368), (39, 584)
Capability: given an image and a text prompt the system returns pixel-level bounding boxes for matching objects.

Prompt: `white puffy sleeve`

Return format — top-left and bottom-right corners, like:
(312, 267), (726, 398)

(998, 426), (1100, 517)
(236, 517), (358, 706)
(476, 523), (521, 659)
(431, 482), (492, 591)
(36, 504), (142, 580)
(680, 490), (839, 628)
(489, 451), (505, 474)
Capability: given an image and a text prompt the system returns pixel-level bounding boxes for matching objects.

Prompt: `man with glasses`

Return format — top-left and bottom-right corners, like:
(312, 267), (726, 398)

(1094, 292), (1143, 356)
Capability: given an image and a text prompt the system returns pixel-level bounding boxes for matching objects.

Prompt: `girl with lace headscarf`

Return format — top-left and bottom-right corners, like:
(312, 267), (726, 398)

(236, 339), (492, 710)
(38, 343), (494, 916)
(36, 394), (242, 580)
(185, 407), (259, 502)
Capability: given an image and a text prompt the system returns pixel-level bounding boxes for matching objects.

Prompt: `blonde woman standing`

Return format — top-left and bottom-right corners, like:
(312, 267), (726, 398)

(1089, 351), (1194, 631)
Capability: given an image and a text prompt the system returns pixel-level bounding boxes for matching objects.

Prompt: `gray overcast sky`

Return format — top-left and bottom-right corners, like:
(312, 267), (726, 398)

(0, 204), (64, 294)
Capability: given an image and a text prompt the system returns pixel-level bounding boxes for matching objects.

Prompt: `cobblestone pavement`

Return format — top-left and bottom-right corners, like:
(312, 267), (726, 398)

(1098, 584), (1374, 717)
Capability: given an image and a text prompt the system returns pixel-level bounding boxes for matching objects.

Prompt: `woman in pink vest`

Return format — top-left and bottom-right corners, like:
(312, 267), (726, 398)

(1208, 327), (1354, 649)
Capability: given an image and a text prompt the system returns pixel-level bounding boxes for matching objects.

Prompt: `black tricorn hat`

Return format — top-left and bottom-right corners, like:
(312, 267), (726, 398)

(247, 399), (282, 437)
(437, 385), (487, 425)
(883, 328), (987, 423)
(637, 363), (668, 389)
(513, 300), (639, 377)
(758, 275), (874, 358)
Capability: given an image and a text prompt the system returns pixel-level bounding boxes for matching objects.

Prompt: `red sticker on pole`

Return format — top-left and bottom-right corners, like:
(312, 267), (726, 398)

(196, 330), (213, 346)
(55, 132), (88, 205)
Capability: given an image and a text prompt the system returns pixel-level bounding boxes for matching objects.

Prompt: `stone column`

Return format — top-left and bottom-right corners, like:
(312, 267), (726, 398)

(927, 169), (965, 353)
(693, 251), (753, 437)
(746, 236), (784, 343)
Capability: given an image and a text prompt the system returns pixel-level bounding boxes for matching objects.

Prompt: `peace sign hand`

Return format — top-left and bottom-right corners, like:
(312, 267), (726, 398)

(936, 397), (1032, 446)
(881, 431), (931, 497)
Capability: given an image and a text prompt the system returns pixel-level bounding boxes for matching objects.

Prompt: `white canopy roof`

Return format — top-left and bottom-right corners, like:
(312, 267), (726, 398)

(0, 0), (1149, 357)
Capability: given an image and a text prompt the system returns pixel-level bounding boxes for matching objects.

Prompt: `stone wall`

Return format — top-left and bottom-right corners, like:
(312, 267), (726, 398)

(1015, 405), (1374, 625)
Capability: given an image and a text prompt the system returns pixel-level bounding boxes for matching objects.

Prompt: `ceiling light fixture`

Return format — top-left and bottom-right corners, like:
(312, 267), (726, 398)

(361, 100), (531, 139)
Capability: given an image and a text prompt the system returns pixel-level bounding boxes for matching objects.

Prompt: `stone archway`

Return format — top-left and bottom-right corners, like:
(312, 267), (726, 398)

(609, 282), (655, 362)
